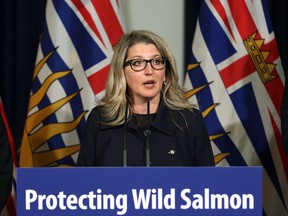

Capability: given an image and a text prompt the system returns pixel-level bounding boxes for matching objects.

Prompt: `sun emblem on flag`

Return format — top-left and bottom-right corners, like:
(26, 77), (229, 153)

(19, 49), (87, 167)
(184, 63), (230, 165)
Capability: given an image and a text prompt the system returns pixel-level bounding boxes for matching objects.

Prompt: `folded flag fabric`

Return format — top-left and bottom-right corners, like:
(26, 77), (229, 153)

(184, 1), (288, 215)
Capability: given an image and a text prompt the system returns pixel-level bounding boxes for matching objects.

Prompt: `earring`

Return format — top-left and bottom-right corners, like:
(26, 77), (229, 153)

(163, 81), (167, 86)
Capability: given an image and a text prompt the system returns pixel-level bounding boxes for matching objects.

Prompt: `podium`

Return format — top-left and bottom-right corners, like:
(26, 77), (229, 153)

(17, 167), (262, 216)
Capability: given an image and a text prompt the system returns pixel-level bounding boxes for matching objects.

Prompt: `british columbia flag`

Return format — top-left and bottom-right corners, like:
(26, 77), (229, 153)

(184, 0), (288, 215)
(20, 0), (125, 167)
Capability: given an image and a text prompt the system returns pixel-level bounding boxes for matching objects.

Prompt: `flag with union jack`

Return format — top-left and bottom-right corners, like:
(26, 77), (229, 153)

(19, 0), (125, 167)
(184, 0), (288, 215)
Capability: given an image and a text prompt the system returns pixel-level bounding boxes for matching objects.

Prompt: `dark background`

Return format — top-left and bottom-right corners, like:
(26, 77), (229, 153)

(0, 0), (287, 154)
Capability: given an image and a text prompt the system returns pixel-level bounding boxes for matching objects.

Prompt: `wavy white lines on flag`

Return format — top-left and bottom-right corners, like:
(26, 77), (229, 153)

(20, 0), (125, 168)
(33, 50), (85, 166)
(38, 0), (108, 112)
(200, 1), (284, 114)
(27, 1), (111, 165)
(47, 1), (112, 95)
(186, 0), (288, 214)
(262, 168), (288, 215)
(188, 56), (251, 166)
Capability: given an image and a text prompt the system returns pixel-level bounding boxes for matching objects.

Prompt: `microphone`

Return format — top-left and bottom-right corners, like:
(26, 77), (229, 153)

(122, 102), (129, 167)
(144, 101), (151, 167)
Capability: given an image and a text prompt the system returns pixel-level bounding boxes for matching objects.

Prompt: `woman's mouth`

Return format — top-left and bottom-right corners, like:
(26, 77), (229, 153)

(143, 80), (156, 87)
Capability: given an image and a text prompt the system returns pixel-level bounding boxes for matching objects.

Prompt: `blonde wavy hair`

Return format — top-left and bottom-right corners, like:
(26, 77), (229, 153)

(98, 30), (196, 126)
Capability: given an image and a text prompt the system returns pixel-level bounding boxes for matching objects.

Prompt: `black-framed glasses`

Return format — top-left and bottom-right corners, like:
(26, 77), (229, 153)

(125, 57), (167, 72)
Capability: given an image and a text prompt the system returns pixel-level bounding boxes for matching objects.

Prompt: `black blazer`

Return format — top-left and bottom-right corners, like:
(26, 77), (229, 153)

(77, 101), (214, 167)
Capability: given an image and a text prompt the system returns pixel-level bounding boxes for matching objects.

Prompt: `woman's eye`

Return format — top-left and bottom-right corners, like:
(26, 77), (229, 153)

(153, 59), (162, 65)
(132, 60), (143, 66)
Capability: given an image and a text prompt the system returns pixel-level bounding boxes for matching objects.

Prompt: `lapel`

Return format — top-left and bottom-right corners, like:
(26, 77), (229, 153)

(150, 100), (178, 136)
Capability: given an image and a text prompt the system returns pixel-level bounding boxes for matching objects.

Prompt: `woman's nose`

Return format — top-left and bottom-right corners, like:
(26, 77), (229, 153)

(144, 62), (154, 75)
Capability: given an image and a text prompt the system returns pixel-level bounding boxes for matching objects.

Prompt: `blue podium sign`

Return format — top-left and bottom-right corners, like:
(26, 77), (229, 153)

(17, 167), (262, 216)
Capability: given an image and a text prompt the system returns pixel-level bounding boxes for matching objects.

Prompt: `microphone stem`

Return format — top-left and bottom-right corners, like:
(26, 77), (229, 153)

(145, 101), (150, 167)
(123, 102), (129, 167)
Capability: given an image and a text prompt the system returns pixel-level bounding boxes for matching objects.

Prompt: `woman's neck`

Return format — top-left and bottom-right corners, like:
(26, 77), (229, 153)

(132, 98), (159, 114)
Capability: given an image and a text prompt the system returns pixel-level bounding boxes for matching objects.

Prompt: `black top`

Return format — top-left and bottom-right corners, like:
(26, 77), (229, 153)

(76, 101), (214, 167)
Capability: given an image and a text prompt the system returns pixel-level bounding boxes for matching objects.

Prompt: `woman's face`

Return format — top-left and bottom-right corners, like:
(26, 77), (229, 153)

(124, 43), (166, 105)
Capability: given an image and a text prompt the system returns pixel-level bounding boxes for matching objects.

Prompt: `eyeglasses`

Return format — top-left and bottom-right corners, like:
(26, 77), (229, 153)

(125, 57), (167, 72)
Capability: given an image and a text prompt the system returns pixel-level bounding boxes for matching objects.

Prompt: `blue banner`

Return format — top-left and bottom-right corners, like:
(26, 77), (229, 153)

(17, 167), (262, 216)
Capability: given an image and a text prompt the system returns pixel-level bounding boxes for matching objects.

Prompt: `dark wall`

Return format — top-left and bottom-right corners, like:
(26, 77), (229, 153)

(0, 0), (47, 149)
